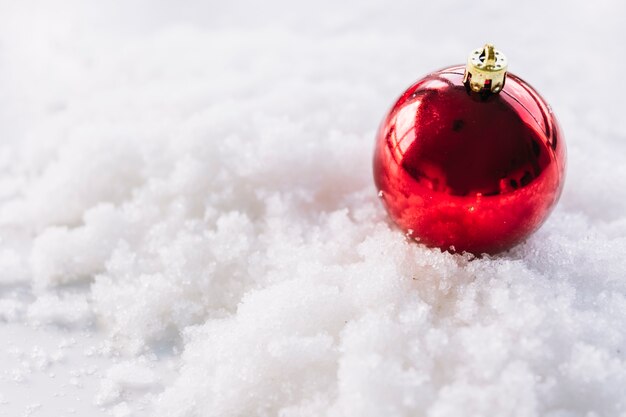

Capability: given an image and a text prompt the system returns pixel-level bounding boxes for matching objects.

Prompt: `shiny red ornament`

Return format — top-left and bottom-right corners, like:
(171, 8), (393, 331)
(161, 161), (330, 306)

(373, 45), (566, 254)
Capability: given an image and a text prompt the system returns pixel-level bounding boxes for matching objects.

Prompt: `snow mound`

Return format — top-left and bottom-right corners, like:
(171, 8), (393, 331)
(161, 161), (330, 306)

(1, 0), (626, 416)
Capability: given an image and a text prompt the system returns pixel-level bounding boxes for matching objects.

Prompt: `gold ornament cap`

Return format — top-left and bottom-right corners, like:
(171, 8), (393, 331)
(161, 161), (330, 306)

(463, 44), (508, 94)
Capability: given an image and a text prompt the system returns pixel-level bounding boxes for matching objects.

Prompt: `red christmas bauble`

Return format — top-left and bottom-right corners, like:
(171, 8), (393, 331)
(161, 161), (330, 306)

(373, 45), (566, 254)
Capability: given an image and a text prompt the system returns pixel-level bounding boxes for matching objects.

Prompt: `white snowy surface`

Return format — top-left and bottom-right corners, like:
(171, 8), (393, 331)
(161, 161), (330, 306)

(1, 0), (626, 416)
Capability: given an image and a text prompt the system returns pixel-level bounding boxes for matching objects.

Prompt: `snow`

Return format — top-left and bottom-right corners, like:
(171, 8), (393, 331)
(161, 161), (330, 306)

(1, 0), (626, 416)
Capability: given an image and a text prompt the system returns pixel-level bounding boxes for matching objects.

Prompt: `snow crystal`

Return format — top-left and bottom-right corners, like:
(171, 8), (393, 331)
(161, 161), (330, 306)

(27, 293), (93, 327)
(95, 362), (159, 406)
